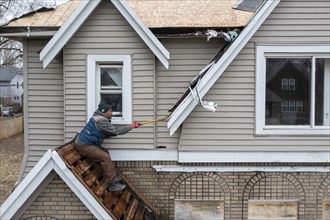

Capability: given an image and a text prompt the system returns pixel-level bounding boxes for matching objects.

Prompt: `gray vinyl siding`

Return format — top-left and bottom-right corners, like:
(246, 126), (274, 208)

(179, 0), (330, 151)
(64, 0), (156, 149)
(156, 38), (225, 149)
(24, 39), (64, 174)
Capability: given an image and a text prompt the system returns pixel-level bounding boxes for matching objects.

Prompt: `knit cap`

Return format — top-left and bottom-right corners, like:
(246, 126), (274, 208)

(98, 101), (113, 113)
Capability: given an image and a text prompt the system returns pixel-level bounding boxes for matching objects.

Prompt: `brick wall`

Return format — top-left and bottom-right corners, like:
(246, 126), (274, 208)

(117, 161), (330, 220)
(20, 162), (329, 220)
(20, 176), (96, 220)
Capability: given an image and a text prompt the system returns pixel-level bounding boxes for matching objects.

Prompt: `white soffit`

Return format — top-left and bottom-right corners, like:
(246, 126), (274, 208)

(0, 150), (112, 220)
(167, 0), (280, 135)
(40, 0), (169, 69)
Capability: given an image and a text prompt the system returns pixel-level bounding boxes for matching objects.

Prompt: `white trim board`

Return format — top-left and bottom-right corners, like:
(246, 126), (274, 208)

(255, 44), (330, 136)
(178, 151), (330, 163)
(87, 55), (132, 123)
(167, 0), (280, 135)
(108, 149), (330, 163)
(0, 150), (112, 220)
(40, 0), (169, 68)
(152, 165), (330, 173)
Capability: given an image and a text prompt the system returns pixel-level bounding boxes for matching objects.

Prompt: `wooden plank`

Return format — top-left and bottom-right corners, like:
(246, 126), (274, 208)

(125, 198), (139, 220)
(134, 205), (145, 220)
(120, 189), (132, 206)
(62, 149), (81, 165)
(120, 173), (160, 216)
(73, 159), (93, 175)
(111, 190), (132, 219)
(112, 200), (125, 219)
(57, 142), (75, 155)
(92, 178), (108, 198)
(84, 166), (102, 187)
(103, 191), (121, 210)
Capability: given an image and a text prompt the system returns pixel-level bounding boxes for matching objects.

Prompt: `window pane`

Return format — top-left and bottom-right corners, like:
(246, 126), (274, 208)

(100, 66), (122, 88)
(315, 58), (330, 126)
(100, 93), (122, 117)
(266, 58), (311, 125)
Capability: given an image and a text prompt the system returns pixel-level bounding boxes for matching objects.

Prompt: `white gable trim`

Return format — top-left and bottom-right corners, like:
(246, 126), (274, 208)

(111, 0), (169, 68)
(167, 0), (280, 135)
(0, 150), (112, 220)
(40, 0), (169, 69)
(40, 0), (101, 68)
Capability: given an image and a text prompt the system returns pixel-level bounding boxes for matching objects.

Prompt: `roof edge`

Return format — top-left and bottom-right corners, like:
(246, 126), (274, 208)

(40, 0), (101, 68)
(39, 0), (169, 69)
(167, 0), (281, 135)
(111, 0), (170, 68)
(0, 150), (112, 219)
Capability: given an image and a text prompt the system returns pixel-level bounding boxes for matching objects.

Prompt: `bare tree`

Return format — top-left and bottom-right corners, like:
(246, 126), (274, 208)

(0, 0), (63, 67)
(0, 37), (22, 67)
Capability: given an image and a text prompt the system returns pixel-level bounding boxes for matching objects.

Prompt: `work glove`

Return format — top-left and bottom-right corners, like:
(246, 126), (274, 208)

(131, 121), (141, 128)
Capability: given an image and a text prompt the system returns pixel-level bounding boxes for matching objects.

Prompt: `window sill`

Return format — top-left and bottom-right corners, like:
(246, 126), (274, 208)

(255, 127), (330, 136)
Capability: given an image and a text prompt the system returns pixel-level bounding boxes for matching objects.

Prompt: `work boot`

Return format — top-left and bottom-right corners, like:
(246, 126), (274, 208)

(108, 182), (126, 191)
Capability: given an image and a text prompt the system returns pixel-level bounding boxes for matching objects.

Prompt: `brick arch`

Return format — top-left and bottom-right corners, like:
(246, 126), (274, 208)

(316, 175), (330, 220)
(242, 172), (305, 220)
(168, 172), (231, 219)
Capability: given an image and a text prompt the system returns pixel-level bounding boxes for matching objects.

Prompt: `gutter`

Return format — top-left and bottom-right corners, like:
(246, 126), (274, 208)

(0, 26), (59, 38)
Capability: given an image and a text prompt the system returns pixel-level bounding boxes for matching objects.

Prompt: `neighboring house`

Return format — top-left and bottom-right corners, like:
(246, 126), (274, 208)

(1, 0), (329, 219)
(0, 66), (23, 108)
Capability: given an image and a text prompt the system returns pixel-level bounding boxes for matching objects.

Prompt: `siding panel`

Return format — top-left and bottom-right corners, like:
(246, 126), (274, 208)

(64, 0), (156, 149)
(180, 0), (330, 152)
(156, 38), (226, 149)
(25, 39), (64, 174)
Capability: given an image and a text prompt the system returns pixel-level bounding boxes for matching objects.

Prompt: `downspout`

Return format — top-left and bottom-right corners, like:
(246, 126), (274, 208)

(26, 26), (31, 37)
(153, 55), (158, 148)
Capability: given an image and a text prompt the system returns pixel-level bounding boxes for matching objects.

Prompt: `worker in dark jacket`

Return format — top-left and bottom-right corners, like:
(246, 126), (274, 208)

(75, 101), (140, 191)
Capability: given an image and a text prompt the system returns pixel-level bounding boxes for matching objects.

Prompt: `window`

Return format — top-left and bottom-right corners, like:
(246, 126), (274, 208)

(98, 65), (123, 117)
(175, 200), (224, 220)
(323, 200), (330, 220)
(256, 45), (330, 135)
(87, 55), (132, 124)
(248, 200), (298, 220)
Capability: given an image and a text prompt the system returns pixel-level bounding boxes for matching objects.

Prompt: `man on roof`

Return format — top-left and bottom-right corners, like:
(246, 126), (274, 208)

(74, 101), (140, 191)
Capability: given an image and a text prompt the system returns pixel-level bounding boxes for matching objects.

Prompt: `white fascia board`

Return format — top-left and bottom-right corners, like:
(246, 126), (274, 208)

(40, 0), (102, 68)
(0, 150), (53, 219)
(152, 165), (330, 173)
(110, 149), (178, 161)
(40, 0), (169, 69)
(109, 149), (330, 163)
(178, 151), (330, 163)
(111, 0), (169, 68)
(52, 151), (112, 220)
(167, 0), (280, 135)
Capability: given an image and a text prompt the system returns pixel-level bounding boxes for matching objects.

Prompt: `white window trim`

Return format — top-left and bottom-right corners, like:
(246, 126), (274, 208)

(255, 44), (330, 136)
(87, 55), (132, 124)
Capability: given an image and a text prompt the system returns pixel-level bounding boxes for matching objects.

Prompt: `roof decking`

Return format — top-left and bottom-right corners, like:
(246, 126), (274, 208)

(4, 0), (253, 28)
(57, 141), (160, 220)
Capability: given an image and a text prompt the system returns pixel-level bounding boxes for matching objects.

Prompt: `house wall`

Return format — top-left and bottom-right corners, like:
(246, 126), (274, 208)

(62, 0), (224, 150)
(0, 71), (23, 106)
(179, 0), (330, 151)
(63, 0), (156, 149)
(10, 73), (23, 105)
(20, 175), (96, 219)
(23, 39), (64, 175)
(156, 38), (224, 149)
(116, 162), (330, 220)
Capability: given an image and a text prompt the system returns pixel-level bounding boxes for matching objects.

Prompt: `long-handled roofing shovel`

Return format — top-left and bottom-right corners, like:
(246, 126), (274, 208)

(138, 114), (172, 125)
